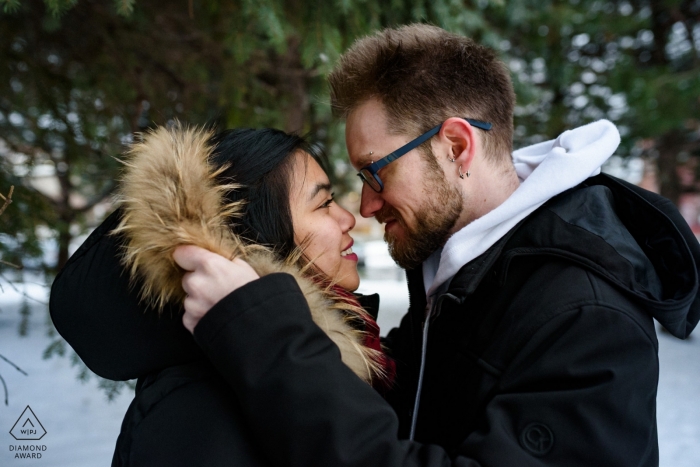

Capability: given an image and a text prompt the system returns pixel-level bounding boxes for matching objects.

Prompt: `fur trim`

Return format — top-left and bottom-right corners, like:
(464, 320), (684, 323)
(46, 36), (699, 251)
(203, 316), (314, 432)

(113, 124), (385, 384)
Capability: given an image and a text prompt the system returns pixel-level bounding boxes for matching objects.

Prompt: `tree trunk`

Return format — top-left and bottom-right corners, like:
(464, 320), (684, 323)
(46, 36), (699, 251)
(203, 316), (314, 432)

(54, 150), (74, 273)
(280, 37), (309, 134)
(56, 219), (72, 272)
(649, 0), (672, 66)
(656, 130), (683, 206)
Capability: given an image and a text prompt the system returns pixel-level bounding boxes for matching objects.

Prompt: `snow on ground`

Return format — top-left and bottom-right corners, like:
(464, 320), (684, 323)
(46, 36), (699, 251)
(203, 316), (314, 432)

(0, 279), (133, 467)
(0, 274), (698, 466)
(656, 326), (700, 467)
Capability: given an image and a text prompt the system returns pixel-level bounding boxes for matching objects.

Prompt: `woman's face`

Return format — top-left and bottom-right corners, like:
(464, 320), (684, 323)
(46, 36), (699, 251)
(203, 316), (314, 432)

(289, 152), (360, 291)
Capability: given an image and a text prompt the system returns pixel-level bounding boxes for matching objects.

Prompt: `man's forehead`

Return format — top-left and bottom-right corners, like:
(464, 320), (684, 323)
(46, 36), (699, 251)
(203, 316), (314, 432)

(345, 127), (375, 167)
(346, 128), (389, 168)
(345, 99), (390, 156)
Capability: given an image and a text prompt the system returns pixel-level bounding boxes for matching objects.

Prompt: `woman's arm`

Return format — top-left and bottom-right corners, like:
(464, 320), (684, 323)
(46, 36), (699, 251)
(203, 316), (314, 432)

(188, 272), (464, 467)
(174, 247), (658, 467)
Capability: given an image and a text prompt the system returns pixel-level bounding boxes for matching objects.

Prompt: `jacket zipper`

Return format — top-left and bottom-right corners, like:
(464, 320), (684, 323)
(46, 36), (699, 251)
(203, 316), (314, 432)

(409, 292), (462, 440)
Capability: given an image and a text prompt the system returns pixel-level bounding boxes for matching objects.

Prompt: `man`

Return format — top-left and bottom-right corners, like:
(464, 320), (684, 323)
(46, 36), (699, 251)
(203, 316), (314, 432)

(173, 24), (699, 466)
(61, 24), (699, 466)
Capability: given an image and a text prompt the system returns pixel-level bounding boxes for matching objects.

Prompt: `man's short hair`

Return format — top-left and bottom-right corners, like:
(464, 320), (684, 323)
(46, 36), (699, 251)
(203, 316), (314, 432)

(329, 24), (515, 162)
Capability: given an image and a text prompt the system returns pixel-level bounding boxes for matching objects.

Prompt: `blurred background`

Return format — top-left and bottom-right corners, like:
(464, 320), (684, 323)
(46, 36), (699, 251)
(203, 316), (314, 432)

(0, 0), (699, 465)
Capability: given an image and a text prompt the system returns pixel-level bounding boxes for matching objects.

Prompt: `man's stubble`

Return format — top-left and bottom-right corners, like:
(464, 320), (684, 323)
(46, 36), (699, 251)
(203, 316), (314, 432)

(377, 148), (463, 270)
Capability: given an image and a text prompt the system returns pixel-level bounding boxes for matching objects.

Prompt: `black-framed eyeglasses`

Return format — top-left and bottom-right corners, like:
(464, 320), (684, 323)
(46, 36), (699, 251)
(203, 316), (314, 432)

(356, 118), (492, 193)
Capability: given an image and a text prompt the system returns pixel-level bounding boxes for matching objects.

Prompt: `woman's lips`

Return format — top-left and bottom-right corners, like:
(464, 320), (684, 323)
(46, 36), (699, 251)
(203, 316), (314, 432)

(342, 252), (359, 262)
(341, 240), (357, 261)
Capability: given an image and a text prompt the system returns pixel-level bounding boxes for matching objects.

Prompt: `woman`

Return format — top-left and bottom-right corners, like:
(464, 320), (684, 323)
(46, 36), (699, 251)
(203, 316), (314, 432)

(49, 125), (392, 467)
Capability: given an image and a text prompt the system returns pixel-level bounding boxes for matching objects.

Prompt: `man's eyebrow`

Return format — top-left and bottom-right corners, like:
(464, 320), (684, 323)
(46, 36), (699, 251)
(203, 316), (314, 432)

(353, 155), (374, 169)
(308, 182), (332, 201)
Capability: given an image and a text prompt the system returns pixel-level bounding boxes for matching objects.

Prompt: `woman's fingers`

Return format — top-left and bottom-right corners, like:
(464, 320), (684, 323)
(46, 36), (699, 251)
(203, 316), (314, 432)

(182, 293), (207, 333)
(172, 245), (261, 334)
(172, 244), (211, 271)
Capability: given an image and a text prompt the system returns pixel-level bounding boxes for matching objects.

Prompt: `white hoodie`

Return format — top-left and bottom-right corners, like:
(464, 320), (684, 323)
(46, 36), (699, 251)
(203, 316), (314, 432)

(423, 119), (622, 299)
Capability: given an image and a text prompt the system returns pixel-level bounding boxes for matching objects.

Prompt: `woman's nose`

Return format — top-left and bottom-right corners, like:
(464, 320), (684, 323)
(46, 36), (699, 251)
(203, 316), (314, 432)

(359, 183), (384, 218)
(334, 203), (356, 233)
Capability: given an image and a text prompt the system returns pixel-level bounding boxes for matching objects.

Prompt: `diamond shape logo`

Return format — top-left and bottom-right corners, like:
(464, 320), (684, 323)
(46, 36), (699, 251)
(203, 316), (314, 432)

(10, 406), (46, 440)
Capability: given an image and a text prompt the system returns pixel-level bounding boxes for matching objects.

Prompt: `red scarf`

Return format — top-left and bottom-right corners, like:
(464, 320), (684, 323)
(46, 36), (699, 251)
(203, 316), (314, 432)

(329, 284), (396, 392)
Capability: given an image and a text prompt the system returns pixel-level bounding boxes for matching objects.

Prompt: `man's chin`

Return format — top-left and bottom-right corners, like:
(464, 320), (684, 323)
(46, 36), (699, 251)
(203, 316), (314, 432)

(384, 220), (452, 270)
(385, 233), (422, 270)
(385, 219), (414, 248)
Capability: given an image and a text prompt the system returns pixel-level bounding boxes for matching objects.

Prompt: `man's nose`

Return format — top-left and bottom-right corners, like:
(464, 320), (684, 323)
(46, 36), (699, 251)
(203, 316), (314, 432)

(359, 183), (384, 218)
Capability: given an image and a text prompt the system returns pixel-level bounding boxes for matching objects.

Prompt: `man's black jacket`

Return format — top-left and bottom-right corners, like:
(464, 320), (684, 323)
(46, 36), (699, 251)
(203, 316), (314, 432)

(186, 174), (699, 466)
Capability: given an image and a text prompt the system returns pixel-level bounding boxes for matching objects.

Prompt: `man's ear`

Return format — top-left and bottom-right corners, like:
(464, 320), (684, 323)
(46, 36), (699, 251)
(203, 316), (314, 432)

(439, 117), (477, 172)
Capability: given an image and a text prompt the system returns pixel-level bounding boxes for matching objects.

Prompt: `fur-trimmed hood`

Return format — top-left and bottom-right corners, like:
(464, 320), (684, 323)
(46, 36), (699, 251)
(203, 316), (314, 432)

(112, 125), (384, 384)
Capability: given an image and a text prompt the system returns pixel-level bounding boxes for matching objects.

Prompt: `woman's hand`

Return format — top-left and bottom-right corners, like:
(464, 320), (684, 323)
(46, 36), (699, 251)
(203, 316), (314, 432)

(173, 245), (260, 333)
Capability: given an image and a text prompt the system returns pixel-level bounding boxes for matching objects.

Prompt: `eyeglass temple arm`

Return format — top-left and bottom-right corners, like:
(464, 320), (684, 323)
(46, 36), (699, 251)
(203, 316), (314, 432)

(367, 118), (491, 171)
(465, 118), (492, 131)
(368, 124), (442, 171)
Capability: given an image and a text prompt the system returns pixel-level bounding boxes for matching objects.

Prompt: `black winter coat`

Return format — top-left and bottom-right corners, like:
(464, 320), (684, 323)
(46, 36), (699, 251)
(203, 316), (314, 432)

(49, 210), (382, 466)
(181, 174), (699, 466)
(50, 211), (267, 466)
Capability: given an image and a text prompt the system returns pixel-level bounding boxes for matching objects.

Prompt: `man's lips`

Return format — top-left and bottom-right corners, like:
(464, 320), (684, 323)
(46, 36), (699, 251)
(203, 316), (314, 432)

(384, 219), (399, 233)
(377, 209), (402, 235)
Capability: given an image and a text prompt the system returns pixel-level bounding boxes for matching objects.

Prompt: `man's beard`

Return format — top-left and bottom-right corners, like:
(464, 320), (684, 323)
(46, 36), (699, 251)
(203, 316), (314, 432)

(377, 161), (462, 270)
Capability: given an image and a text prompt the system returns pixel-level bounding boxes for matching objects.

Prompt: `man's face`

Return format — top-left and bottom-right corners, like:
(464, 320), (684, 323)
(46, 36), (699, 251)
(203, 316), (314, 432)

(346, 98), (462, 270)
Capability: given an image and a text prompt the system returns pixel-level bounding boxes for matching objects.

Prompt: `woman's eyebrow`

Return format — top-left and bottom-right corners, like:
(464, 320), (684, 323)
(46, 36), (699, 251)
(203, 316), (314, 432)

(308, 182), (332, 201)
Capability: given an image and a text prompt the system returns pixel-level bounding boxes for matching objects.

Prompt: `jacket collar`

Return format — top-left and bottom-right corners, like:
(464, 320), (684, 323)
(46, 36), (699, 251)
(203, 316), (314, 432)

(407, 174), (700, 339)
(406, 223), (520, 311)
(355, 292), (380, 321)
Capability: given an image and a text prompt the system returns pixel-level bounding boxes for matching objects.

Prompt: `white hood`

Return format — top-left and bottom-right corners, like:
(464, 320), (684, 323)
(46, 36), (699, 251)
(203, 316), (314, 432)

(424, 119), (621, 298)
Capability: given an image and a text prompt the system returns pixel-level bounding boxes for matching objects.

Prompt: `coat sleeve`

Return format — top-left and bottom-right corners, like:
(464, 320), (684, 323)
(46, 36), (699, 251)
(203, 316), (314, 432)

(192, 273), (659, 467)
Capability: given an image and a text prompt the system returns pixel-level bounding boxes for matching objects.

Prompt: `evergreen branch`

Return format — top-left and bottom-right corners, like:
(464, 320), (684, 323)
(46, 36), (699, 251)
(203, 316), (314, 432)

(0, 354), (28, 406)
(0, 353), (28, 376)
(0, 273), (48, 305)
(76, 180), (117, 213)
(45, 0), (79, 18)
(114, 0), (134, 17)
(0, 186), (21, 269)
(0, 0), (21, 14)
(0, 185), (13, 217)
(0, 260), (22, 269)
(0, 372), (7, 405)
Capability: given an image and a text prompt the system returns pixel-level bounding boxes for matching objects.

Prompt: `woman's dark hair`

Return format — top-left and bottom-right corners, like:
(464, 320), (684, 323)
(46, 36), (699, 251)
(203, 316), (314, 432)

(208, 127), (328, 260)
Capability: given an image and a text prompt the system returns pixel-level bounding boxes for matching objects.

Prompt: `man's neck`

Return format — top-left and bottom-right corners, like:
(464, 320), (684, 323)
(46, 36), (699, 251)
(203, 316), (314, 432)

(451, 162), (520, 234)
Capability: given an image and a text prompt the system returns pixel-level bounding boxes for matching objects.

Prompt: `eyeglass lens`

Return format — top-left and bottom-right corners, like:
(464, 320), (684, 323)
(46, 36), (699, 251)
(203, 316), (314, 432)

(359, 168), (381, 192)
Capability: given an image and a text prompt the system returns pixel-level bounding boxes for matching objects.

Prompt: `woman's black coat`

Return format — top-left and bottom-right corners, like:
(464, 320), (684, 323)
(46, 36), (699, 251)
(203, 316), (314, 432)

(49, 209), (380, 466)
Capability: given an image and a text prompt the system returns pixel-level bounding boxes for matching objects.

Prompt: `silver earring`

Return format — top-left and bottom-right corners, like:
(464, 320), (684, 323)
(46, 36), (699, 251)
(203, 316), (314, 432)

(448, 155), (455, 162)
(459, 166), (465, 179)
